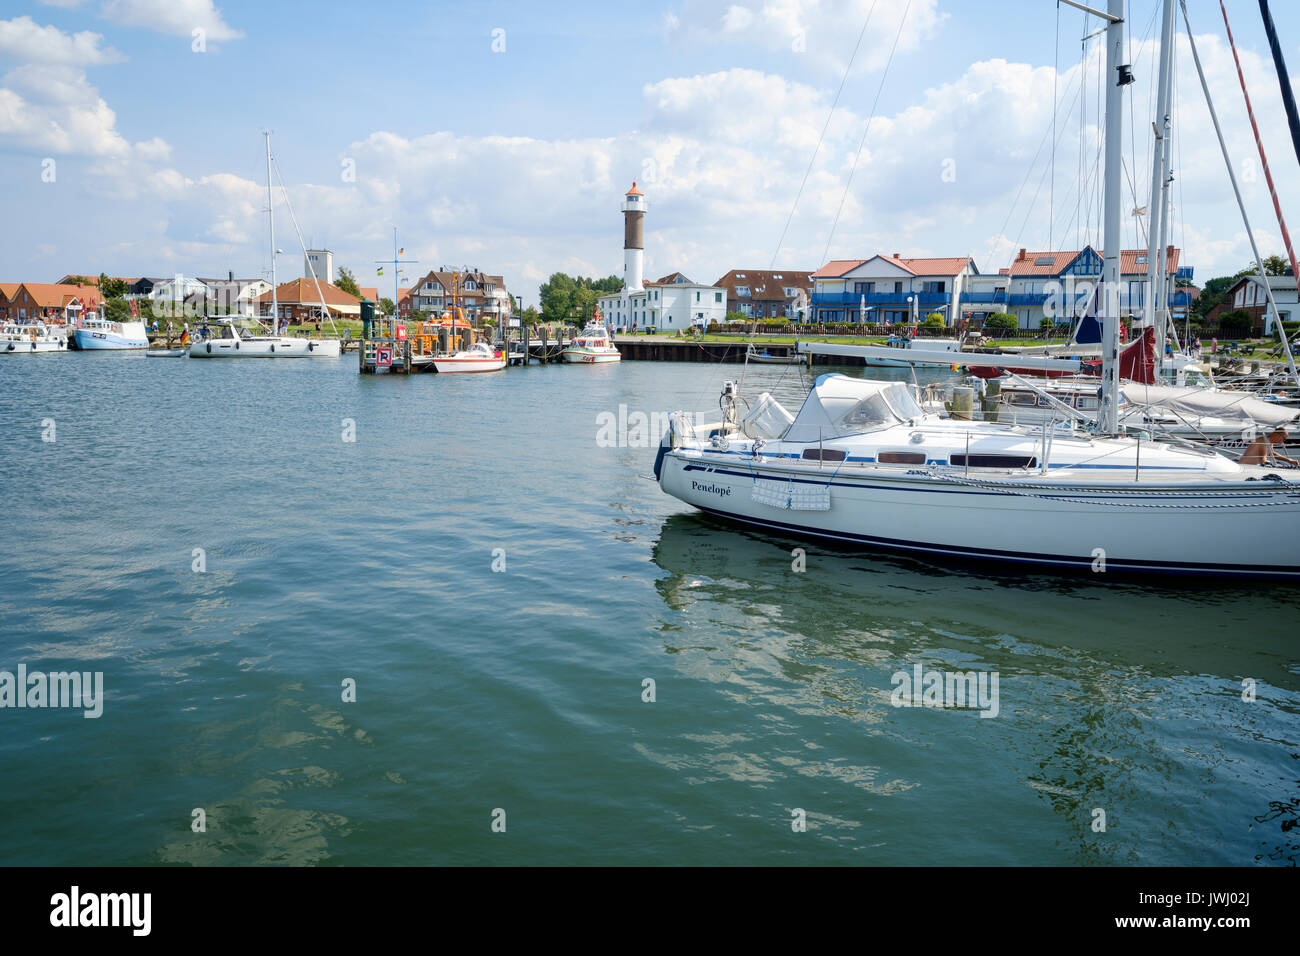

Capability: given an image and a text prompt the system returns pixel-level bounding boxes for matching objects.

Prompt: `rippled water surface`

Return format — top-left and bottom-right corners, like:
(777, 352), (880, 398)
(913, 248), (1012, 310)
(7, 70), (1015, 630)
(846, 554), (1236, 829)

(0, 351), (1296, 865)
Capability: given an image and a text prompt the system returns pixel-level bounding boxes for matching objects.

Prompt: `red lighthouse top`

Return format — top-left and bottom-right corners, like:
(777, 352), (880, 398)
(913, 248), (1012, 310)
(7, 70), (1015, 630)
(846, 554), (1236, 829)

(626, 181), (644, 196)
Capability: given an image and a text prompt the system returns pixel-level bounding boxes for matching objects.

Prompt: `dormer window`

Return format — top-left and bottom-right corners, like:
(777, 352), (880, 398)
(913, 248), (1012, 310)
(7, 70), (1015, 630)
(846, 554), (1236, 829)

(1034, 255), (1055, 266)
(1135, 255), (1148, 264)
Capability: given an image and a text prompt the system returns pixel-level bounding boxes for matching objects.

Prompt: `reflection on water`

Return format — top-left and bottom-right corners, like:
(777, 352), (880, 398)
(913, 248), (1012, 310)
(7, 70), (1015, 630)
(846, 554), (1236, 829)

(648, 512), (1300, 865)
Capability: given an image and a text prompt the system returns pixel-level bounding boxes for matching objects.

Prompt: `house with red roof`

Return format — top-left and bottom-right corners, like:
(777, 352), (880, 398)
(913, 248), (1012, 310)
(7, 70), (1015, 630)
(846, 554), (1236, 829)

(256, 278), (362, 324)
(713, 269), (813, 321)
(4, 282), (103, 324)
(810, 254), (978, 325)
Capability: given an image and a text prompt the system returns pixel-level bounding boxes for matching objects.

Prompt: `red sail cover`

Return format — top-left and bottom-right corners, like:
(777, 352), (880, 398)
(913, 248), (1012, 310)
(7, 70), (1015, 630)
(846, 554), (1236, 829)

(1119, 326), (1156, 384)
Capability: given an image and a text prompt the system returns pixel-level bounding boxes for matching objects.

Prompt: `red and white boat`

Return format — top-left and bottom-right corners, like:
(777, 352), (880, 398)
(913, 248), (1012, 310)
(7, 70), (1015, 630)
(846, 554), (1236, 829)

(433, 340), (506, 373)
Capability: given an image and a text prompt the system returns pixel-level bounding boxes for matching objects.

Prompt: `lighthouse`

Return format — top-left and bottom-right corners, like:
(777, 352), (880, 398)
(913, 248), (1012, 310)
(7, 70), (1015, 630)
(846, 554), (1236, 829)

(621, 181), (646, 293)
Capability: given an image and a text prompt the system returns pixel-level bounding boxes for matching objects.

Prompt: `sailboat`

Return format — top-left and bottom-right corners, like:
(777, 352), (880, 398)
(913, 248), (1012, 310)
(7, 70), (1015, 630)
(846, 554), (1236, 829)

(190, 132), (311, 359)
(654, 0), (1300, 577)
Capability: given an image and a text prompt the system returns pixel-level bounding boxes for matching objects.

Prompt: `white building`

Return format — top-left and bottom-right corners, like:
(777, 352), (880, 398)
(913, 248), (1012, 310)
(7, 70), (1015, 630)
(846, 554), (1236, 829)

(596, 182), (726, 331)
(304, 249), (334, 284)
(811, 255), (978, 325)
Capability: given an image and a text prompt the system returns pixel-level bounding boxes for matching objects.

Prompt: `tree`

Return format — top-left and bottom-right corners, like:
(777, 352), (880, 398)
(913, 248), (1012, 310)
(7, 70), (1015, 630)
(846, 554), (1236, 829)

(725, 310), (749, 324)
(336, 267), (360, 297)
(102, 297), (132, 322)
(923, 312), (945, 327)
(574, 286), (598, 321)
(984, 312), (1018, 331)
(1217, 309), (1253, 337)
(98, 273), (128, 298)
(380, 297), (396, 315)
(521, 305), (540, 326)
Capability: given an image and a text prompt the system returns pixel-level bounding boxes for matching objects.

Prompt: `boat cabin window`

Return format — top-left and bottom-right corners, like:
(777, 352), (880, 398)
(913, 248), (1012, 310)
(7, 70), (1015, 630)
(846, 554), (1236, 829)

(1005, 392), (1037, 406)
(802, 448), (846, 462)
(1076, 396), (1099, 410)
(949, 453), (1037, 468)
(878, 451), (926, 465)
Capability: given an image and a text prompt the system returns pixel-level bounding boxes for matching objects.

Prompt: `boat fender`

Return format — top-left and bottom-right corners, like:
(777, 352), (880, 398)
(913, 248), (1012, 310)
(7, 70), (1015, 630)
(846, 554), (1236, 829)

(206, 343), (212, 354)
(235, 342), (240, 350)
(308, 341), (315, 352)
(653, 438), (669, 482)
(270, 344), (274, 353)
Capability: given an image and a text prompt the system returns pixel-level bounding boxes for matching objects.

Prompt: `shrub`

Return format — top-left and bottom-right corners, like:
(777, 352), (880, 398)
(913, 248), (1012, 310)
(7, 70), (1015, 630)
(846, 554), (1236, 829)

(984, 312), (1018, 331)
(1217, 309), (1253, 337)
(922, 313), (945, 328)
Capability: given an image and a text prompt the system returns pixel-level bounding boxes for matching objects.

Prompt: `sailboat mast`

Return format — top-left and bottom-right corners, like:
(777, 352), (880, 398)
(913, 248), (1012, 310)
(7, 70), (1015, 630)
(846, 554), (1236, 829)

(1100, 0), (1127, 435)
(266, 131), (278, 330)
(1143, 0), (1174, 348)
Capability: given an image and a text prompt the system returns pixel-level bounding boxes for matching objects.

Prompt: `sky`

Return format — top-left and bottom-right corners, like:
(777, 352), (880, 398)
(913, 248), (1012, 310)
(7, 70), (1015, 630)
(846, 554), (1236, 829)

(5, 0), (1300, 307)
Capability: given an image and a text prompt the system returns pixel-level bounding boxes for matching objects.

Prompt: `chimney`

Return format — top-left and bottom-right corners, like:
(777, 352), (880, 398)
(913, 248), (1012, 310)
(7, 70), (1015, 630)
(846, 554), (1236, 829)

(1018, 248), (1027, 261)
(892, 252), (900, 259)
(229, 270), (233, 281)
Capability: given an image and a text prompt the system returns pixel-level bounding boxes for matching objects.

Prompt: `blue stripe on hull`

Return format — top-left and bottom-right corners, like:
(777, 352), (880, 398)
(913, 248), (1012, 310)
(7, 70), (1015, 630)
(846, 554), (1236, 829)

(689, 504), (1300, 578)
(74, 332), (148, 350)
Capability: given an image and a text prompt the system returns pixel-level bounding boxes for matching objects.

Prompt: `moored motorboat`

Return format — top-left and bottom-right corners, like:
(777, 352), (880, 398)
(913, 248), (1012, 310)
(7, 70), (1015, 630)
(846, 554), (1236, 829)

(1, 320), (67, 353)
(432, 340), (506, 373)
(562, 317), (620, 363)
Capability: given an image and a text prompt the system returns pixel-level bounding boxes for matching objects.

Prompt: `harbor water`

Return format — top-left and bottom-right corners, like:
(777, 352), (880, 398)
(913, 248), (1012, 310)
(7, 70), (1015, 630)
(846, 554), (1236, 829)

(0, 353), (1296, 865)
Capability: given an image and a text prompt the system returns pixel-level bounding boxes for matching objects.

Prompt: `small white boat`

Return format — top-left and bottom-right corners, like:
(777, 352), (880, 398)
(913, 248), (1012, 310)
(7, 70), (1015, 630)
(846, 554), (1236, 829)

(432, 341), (506, 373)
(562, 321), (620, 363)
(73, 317), (148, 350)
(1, 320), (68, 353)
(746, 345), (805, 365)
(145, 348), (186, 358)
(189, 319), (310, 358)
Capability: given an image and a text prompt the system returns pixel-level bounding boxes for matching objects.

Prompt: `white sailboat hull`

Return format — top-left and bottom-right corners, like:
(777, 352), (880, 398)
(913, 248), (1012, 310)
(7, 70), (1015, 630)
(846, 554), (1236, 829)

(659, 451), (1300, 576)
(189, 336), (310, 358)
(305, 338), (341, 357)
(2, 338), (66, 353)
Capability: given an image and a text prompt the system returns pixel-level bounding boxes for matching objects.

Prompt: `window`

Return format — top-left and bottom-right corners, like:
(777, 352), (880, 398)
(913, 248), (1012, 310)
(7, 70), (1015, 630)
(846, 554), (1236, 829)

(1135, 254), (1148, 264)
(736, 273), (746, 278)
(784, 287), (797, 297)
(1034, 255), (1055, 266)
(854, 281), (875, 294)
(1006, 392), (1037, 406)
(894, 281), (903, 293)
(736, 286), (751, 297)
(715, 292), (722, 303)
(773, 274), (783, 280)
(802, 448), (846, 462)
(950, 454), (1037, 468)
(878, 451), (926, 465)
(695, 291), (700, 301)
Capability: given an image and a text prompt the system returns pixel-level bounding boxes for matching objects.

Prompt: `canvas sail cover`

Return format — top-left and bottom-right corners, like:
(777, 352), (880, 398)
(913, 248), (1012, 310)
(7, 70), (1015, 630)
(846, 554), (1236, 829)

(1120, 383), (1300, 428)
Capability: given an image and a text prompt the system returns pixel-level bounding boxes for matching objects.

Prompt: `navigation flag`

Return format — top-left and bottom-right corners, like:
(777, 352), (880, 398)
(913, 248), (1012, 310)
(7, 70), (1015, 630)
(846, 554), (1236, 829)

(398, 248), (405, 256)
(377, 267), (384, 276)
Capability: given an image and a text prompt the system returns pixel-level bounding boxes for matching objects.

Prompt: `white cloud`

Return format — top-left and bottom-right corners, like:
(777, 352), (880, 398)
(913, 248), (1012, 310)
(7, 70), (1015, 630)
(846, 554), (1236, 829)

(667, 0), (946, 75)
(100, 0), (242, 43)
(0, 17), (168, 161)
(0, 15), (122, 64)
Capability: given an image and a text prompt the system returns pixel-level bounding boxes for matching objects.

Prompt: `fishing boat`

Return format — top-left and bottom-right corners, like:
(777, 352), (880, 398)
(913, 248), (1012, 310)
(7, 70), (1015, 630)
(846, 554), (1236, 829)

(73, 316), (148, 350)
(1, 320), (68, 353)
(562, 314), (621, 363)
(655, 0), (1300, 577)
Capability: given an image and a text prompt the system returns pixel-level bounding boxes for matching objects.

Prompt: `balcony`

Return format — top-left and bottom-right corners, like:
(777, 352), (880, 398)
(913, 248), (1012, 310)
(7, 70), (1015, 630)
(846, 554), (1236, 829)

(811, 291), (951, 307)
(1008, 293), (1050, 307)
(961, 291), (1007, 304)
